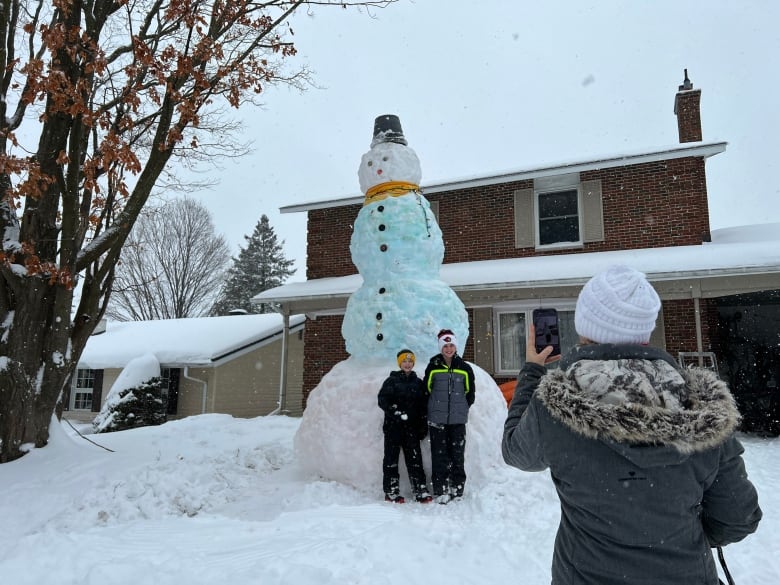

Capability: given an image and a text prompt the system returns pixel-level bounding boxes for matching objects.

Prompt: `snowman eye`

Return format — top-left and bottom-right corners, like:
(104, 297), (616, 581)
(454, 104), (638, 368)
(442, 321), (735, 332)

(367, 161), (373, 167)
(382, 156), (389, 161)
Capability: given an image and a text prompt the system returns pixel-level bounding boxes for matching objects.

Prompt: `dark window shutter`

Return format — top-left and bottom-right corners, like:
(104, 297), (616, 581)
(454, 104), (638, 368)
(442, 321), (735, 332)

(472, 307), (494, 373)
(166, 368), (180, 415)
(91, 370), (104, 412)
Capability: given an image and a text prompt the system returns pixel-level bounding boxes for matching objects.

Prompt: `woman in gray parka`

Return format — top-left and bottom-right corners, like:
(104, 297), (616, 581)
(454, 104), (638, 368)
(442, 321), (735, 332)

(502, 265), (761, 585)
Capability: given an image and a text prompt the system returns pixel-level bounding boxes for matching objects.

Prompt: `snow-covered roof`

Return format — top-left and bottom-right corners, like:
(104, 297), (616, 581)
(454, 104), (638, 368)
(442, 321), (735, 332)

(253, 223), (780, 308)
(280, 141), (727, 213)
(78, 314), (305, 370)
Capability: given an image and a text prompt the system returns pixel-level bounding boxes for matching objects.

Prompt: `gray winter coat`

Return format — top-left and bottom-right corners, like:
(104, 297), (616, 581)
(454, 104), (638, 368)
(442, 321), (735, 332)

(502, 343), (761, 585)
(423, 353), (475, 425)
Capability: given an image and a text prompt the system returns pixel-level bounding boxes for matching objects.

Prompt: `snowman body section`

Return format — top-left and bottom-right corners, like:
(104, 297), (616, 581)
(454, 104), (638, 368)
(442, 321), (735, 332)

(349, 192), (442, 279)
(342, 268), (469, 360)
(343, 134), (468, 359)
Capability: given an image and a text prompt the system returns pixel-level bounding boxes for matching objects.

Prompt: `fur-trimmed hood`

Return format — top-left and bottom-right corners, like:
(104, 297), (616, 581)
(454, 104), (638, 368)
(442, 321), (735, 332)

(536, 344), (741, 458)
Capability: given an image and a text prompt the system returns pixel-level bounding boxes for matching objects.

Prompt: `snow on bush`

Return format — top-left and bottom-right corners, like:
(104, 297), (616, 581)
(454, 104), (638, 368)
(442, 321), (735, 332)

(93, 353), (166, 433)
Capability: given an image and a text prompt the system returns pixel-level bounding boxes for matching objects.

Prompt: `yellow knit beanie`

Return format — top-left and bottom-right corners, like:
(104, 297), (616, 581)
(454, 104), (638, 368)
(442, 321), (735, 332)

(396, 349), (415, 367)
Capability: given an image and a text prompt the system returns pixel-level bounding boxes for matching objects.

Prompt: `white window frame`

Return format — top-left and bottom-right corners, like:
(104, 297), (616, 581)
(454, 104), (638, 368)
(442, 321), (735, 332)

(70, 368), (95, 411)
(493, 299), (577, 376)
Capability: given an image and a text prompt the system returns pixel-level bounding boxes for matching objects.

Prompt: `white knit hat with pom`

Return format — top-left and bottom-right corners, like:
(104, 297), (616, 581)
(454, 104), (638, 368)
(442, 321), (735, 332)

(574, 265), (661, 344)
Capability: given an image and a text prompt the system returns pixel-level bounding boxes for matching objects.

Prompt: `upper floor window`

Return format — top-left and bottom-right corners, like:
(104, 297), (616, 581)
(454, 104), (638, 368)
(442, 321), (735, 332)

(514, 175), (604, 250)
(537, 189), (580, 246)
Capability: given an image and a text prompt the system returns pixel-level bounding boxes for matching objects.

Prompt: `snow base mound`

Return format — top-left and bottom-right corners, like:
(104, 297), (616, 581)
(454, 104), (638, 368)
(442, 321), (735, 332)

(294, 356), (508, 494)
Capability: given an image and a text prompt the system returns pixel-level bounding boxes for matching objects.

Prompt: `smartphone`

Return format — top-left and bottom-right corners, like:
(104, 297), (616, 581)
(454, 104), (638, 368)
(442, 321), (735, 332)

(533, 308), (560, 356)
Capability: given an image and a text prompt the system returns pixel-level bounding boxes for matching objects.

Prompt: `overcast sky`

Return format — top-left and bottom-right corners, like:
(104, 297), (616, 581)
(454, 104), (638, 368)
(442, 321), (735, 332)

(180, 1), (780, 281)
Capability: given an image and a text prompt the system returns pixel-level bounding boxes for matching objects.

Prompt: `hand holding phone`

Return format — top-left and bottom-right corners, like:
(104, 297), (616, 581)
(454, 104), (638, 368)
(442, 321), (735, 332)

(532, 308), (561, 357)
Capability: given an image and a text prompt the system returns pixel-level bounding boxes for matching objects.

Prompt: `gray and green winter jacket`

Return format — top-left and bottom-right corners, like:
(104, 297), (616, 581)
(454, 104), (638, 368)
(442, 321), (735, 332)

(423, 353), (475, 425)
(502, 343), (761, 585)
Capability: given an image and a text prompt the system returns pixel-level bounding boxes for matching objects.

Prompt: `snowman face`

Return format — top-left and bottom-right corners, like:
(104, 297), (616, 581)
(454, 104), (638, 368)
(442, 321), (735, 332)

(357, 141), (422, 194)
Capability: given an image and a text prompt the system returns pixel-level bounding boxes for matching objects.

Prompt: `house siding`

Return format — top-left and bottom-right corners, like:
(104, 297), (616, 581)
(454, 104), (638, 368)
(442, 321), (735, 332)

(306, 207), (356, 279)
(661, 298), (719, 358)
(302, 317), (349, 407)
(210, 331), (306, 417)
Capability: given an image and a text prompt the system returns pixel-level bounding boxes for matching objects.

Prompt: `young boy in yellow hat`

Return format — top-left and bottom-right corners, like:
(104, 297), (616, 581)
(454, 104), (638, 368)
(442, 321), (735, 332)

(378, 349), (432, 503)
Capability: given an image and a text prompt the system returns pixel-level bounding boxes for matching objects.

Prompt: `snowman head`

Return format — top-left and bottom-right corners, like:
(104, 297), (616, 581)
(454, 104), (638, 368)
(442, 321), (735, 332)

(358, 115), (423, 195)
(358, 141), (422, 194)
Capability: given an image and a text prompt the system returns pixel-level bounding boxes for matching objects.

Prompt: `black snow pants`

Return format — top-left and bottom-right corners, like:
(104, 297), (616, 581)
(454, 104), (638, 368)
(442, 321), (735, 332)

(382, 428), (428, 498)
(429, 423), (467, 497)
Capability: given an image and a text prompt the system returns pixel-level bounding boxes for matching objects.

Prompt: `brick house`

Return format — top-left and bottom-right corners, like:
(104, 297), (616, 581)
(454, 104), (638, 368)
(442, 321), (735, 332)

(256, 73), (780, 432)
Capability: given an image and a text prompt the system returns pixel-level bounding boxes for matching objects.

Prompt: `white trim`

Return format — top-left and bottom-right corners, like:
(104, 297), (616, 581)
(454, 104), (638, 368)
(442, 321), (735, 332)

(69, 368), (95, 411)
(280, 142), (727, 213)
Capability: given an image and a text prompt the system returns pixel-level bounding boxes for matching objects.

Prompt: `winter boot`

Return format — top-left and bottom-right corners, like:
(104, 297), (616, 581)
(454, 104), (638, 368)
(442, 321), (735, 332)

(384, 494), (405, 504)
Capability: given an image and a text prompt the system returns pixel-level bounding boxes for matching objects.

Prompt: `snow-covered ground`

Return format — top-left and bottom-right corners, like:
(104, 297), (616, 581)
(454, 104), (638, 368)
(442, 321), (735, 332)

(0, 413), (777, 585)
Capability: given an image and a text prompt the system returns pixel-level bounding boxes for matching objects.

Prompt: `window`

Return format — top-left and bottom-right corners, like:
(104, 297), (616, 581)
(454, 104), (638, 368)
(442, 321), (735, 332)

(514, 177), (604, 249)
(537, 189), (579, 245)
(160, 367), (171, 402)
(71, 369), (95, 410)
(494, 302), (578, 375)
(161, 368), (180, 415)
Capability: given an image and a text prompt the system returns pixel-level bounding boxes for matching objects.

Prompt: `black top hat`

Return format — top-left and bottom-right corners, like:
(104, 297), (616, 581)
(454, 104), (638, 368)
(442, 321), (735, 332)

(371, 114), (408, 147)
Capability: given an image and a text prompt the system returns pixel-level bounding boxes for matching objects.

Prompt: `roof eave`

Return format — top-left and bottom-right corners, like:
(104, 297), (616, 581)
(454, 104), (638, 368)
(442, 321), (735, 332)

(280, 141), (727, 214)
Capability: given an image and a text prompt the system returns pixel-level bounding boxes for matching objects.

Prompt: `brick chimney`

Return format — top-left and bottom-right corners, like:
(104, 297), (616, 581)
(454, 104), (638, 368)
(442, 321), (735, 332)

(674, 69), (702, 143)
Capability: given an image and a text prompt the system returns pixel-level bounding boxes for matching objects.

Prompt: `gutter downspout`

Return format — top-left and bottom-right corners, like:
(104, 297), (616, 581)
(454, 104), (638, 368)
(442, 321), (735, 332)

(268, 304), (290, 416)
(183, 367), (208, 414)
(693, 297), (704, 366)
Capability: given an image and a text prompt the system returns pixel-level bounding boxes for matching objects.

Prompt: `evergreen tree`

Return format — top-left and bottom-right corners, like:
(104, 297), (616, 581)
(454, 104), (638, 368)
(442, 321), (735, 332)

(212, 215), (296, 315)
(92, 378), (167, 434)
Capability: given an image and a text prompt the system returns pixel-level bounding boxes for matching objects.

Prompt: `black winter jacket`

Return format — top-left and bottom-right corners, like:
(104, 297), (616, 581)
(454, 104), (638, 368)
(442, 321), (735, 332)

(378, 370), (428, 440)
(502, 343), (762, 585)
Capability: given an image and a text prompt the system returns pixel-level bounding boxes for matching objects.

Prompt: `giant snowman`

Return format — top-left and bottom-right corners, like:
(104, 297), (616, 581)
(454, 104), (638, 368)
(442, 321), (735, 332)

(294, 116), (507, 497)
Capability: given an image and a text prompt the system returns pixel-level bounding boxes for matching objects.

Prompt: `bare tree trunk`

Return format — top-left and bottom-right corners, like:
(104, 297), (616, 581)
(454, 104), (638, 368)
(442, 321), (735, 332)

(0, 275), (77, 461)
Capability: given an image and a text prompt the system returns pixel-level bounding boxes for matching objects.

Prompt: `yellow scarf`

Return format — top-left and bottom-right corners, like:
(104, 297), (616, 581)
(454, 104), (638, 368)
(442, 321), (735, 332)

(364, 181), (420, 206)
